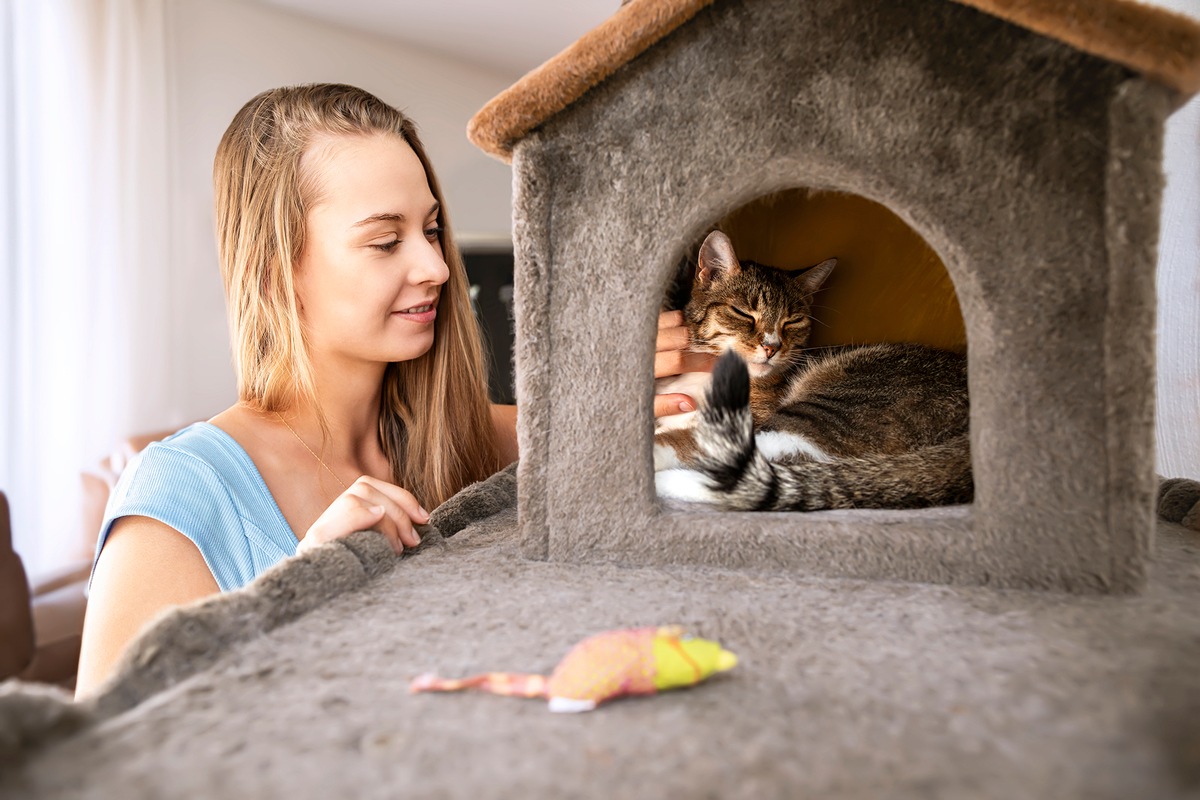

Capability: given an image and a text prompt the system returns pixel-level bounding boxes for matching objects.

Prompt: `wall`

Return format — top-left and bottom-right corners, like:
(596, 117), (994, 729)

(1157, 92), (1200, 481)
(157, 0), (516, 431)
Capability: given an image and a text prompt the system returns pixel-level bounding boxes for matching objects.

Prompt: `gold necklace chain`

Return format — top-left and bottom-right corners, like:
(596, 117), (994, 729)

(276, 412), (349, 491)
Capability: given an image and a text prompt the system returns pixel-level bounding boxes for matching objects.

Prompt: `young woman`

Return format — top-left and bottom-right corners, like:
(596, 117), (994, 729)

(76, 83), (708, 698)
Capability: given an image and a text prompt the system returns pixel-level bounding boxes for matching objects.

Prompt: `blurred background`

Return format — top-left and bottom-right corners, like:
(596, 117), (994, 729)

(0, 0), (613, 580)
(1, 0), (1197, 585)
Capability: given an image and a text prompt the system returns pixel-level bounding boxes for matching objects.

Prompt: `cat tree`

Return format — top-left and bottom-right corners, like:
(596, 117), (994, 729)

(468, 0), (1200, 592)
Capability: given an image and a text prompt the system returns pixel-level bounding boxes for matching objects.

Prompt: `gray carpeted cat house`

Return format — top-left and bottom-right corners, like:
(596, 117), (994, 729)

(468, 0), (1200, 592)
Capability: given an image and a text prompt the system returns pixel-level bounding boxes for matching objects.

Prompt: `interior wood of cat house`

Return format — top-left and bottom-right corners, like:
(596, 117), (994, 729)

(718, 190), (965, 352)
(468, 0), (1200, 592)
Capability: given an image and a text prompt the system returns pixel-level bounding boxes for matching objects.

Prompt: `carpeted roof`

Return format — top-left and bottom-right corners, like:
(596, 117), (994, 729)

(467, 0), (1200, 162)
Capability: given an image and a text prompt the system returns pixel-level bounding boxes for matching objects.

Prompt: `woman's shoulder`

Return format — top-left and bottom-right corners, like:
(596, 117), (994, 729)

(111, 424), (248, 506)
(97, 421), (295, 592)
(124, 422), (258, 493)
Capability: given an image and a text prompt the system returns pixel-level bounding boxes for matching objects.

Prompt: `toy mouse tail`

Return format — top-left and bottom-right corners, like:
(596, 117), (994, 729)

(409, 671), (549, 698)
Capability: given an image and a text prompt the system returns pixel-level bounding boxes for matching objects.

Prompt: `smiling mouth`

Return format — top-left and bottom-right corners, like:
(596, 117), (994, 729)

(391, 301), (438, 324)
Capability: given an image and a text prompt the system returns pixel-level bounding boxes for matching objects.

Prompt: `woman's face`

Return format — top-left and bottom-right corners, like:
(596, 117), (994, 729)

(295, 132), (450, 368)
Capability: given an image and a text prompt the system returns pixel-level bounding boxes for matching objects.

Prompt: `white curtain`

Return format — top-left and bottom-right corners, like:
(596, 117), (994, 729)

(1, 0), (170, 577)
(1156, 92), (1200, 483)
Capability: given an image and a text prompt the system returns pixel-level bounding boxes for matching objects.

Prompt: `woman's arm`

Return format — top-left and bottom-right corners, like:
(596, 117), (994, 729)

(490, 403), (519, 466)
(75, 516), (219, 698)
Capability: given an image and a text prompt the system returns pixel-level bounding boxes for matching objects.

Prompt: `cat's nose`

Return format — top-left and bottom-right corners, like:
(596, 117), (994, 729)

(762, 335), (781, 360)
(762, 343), (778, 359)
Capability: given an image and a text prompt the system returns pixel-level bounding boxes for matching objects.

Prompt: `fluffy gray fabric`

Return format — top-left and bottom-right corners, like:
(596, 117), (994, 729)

(510, 0), (1175, 591)
(2, 498), (1199, 798)
(0, 464), (521, 765)
(1159, 477), (1200, 531)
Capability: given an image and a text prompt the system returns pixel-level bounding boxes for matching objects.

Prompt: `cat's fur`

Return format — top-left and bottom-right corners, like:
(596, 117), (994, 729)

(655, 231), (972, 511)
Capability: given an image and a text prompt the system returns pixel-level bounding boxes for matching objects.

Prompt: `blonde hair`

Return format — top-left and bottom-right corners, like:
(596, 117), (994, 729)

(213, 83), (502, 507)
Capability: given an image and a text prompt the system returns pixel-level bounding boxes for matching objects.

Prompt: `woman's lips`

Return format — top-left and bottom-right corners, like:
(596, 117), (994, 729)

(392, 303), (437, 324)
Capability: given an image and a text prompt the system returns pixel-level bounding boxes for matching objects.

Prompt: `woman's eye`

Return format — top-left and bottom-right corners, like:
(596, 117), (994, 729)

(424, 226), (444, 241)
(371, 239), (401, 252)
(728, 306), (753, 321)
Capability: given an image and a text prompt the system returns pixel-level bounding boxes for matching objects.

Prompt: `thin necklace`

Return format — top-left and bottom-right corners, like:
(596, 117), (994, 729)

(276, 412), (349, 491)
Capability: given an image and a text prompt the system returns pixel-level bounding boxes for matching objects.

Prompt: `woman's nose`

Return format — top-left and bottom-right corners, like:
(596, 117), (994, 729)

(413, 238), (450, 285)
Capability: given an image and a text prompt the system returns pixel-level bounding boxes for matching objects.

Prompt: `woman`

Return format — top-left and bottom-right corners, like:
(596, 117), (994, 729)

(76, 84), (708, 698)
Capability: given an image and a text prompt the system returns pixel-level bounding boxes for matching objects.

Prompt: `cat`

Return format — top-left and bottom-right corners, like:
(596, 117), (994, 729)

(655, 230), (972, 511)
(655, 231), (835, 433)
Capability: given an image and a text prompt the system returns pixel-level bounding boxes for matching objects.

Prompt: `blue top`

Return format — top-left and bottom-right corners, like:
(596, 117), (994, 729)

(89, 422), (299, 593)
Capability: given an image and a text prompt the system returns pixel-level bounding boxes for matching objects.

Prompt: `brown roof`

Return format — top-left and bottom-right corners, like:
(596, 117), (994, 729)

(468, 0), (1200, 162)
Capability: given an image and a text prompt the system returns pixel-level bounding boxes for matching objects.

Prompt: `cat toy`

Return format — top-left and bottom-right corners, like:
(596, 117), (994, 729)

(409, 626), (737, 712)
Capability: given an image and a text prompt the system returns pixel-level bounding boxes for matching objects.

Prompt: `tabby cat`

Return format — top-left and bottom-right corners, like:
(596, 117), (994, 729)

(655, 231), (972, 511)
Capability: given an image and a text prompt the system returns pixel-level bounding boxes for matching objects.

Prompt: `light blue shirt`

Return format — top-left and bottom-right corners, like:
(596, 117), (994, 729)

(89, 422), (299, 592)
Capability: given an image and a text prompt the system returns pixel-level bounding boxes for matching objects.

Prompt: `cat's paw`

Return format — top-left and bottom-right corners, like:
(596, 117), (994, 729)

(1158, 477), (1200, 532)
(754, 430), (833, 463)
(655, 469), (718, 503)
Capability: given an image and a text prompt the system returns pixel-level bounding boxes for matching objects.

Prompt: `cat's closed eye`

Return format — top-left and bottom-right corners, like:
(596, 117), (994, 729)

(727, 306), (754, 321)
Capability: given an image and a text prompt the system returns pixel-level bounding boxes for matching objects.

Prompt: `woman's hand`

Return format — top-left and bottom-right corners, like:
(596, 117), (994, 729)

(655, 310), (716, 418)
(298, 476), (430, 556)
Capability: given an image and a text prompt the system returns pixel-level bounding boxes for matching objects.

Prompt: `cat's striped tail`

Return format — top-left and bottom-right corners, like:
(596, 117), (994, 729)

(656, 351), (973, 511)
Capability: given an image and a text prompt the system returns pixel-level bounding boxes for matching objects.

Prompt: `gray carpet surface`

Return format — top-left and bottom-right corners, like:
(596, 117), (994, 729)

(3, 512), (1200, 799)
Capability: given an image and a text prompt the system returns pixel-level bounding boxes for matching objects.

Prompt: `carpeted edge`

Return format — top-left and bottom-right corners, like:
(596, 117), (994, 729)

(0, 682), (92, 765)
(427, 461), (519, 538)
(467, 0), (1200, 162)
(90, 531), (396, 718)
(0, 534), (392, 759)
(0, 464), (525, 760)
(1102, 78), (1172, 591)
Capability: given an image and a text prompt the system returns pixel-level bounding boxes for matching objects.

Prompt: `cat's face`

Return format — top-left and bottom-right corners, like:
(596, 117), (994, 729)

(684, 231), (835, 379)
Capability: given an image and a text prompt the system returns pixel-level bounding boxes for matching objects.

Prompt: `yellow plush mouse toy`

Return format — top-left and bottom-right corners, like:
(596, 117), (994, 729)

(410, 626), (738, 712)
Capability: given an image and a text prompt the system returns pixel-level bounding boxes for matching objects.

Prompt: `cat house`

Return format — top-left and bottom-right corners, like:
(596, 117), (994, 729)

(467, 0), (1200, 592)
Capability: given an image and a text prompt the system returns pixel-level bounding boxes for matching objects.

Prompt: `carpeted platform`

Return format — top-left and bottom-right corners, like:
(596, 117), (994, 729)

(3, 477), (1199, 798)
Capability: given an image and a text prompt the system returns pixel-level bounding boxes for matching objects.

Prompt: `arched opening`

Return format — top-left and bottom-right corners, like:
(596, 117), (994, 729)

(655, 186), (971, 513)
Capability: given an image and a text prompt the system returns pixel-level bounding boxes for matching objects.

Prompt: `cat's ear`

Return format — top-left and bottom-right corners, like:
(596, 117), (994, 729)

(796, 258), (836, 295)
(697, 231), (740, 285)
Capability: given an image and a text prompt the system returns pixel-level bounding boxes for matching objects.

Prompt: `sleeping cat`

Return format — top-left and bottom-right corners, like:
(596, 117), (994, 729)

(655, 231), (835, 432)
(655, 231), (972, 511)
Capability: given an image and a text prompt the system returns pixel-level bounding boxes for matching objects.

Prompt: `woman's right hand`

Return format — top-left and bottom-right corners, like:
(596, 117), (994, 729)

(298, 476), (430, 556)
(655, 310), (716, 418)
